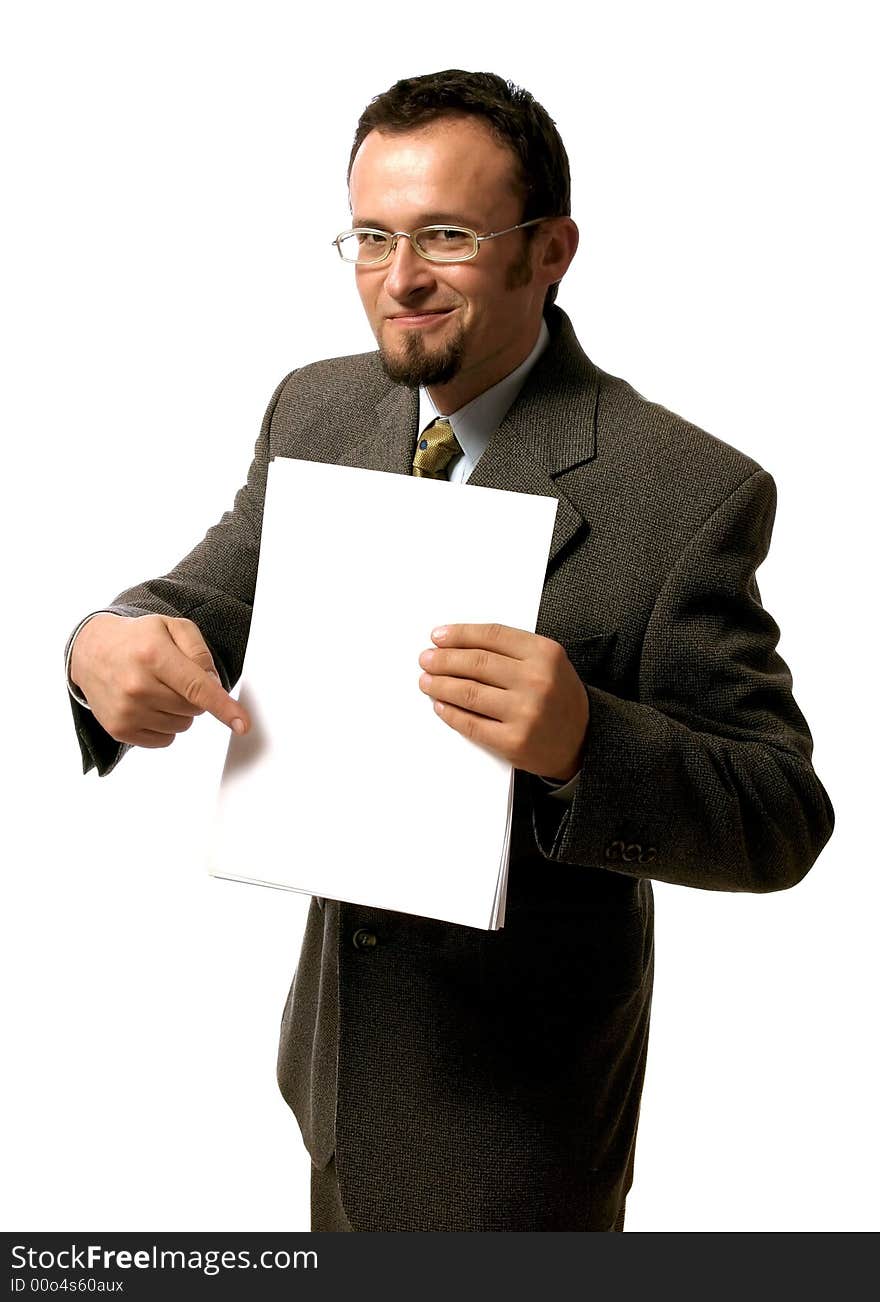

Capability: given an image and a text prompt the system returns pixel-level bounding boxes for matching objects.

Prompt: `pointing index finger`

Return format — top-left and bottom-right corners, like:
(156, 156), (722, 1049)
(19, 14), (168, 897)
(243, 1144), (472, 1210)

(157, 645), (250, 734)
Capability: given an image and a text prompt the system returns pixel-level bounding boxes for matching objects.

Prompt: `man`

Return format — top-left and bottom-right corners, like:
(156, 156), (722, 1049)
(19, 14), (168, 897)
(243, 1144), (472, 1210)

(66, 70), (834, 1232)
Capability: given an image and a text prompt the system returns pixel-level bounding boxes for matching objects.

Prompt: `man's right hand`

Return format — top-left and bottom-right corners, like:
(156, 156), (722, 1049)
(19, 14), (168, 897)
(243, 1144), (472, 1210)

(69, 613), (250, 747)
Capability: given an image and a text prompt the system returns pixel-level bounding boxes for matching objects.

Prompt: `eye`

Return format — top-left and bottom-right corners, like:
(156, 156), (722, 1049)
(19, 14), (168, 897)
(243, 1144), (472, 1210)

(417, 227), (474, 256)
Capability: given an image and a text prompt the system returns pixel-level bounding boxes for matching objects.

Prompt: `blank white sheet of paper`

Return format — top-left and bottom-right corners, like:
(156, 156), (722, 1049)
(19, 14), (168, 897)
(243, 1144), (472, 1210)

(207, 456), (558, 931)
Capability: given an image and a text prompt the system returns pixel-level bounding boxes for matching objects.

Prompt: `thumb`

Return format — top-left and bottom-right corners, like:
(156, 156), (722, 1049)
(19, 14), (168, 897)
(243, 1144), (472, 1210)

(165, 616), (219, 676)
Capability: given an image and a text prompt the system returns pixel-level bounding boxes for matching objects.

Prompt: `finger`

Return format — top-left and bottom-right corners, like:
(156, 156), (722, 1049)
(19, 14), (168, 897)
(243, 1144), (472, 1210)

(431, 623), (533, 657)
(128, 680), (208, 717)
(128, 729), (178, 749)
(432, 700), (510, 756)
(418, 646), (517, 687)
(166, 617), (221, 676)
(131, 709), (196, 735)
(154, 642), (250, 734)
(164, 617), (249, 728)
(419, 672), (509, 722)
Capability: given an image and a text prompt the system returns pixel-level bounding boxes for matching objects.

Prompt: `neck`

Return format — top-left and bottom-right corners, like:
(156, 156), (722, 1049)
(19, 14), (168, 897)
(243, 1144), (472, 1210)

(427, 323), (544, 415)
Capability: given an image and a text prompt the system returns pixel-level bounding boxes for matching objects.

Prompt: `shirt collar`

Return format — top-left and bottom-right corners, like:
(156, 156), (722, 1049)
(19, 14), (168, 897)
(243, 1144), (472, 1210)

(417, 317), (550, 468)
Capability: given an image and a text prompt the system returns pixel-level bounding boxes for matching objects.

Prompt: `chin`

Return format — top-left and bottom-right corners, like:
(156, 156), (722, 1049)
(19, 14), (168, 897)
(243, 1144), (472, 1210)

(377, 320), (465, 388)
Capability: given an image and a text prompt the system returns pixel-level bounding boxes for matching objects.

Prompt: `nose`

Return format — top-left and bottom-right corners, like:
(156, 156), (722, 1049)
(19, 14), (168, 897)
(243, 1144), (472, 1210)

(382, 232), (436, 301)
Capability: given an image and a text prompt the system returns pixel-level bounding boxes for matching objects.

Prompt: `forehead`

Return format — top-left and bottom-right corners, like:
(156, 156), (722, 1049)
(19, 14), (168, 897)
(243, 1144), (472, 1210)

(349, 116), (523, 224)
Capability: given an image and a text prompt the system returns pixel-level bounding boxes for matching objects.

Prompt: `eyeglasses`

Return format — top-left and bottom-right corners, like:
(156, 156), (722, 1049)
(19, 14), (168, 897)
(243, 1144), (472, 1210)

(331, 217), (552, 265)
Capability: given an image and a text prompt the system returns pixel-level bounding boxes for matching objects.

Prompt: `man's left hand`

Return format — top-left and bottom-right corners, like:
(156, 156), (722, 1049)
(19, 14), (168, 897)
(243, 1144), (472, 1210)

(418, 623), (589, 781)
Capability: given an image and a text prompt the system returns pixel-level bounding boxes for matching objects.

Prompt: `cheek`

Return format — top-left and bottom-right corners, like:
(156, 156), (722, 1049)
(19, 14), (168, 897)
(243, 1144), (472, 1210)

(453, 272), (496, 319)
(354, 273), (378, 315)
(441, 268), (477, 306)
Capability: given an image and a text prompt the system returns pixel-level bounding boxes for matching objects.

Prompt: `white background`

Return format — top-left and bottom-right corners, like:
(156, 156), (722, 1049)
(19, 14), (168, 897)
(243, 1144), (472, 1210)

(1, 0), (876, 1232)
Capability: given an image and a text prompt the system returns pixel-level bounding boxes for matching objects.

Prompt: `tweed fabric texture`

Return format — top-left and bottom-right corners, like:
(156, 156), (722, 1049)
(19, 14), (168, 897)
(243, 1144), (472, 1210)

(66, 306), (834, 1231)
(411, 416), (463, 478)
(311, 1155), (626, 1232)
(310, 1156), (355, 1232)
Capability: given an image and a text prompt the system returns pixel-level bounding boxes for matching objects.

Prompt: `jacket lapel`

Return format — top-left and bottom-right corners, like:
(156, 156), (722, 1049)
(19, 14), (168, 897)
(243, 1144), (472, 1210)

(466, 307), (600, 572)
(464, 429), (585, 572)
(337, 382), (419, 477)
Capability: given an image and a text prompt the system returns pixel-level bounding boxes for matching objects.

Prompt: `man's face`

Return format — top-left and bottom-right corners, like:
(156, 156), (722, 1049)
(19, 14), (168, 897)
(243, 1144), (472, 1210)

(347, 116), (549, 410)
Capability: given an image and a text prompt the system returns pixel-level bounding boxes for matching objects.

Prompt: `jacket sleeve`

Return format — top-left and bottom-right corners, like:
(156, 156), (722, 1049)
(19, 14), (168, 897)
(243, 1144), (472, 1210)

(67, 371), (293, 777)
(534, 468), (834, 892)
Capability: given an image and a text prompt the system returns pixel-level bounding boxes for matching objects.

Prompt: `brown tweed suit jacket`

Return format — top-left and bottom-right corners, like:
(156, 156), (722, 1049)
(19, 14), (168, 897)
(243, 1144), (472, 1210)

(68, 305), (834, 1231)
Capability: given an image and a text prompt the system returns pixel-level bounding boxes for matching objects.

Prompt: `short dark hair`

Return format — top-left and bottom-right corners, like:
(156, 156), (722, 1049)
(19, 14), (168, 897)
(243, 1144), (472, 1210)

(348, 70), (571, 308)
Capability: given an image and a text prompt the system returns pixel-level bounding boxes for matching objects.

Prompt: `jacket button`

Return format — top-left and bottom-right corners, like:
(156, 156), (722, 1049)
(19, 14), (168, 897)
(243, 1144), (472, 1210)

(351, 928), (378, 951)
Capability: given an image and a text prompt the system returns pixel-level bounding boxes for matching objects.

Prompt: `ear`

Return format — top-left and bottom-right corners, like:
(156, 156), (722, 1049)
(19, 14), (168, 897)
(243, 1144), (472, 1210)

(538, 217), (579, 286)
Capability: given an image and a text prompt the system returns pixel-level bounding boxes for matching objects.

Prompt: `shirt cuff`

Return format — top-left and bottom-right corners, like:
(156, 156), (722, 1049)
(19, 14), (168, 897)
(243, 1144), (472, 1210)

(537, 770), (580, 803)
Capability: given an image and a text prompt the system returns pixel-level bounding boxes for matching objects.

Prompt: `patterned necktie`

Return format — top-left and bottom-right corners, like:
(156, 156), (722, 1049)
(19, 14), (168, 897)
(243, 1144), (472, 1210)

(412, 417), (463, 479)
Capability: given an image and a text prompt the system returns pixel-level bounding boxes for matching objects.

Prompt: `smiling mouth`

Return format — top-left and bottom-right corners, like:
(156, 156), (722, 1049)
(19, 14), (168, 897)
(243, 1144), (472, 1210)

(387, 308), (454, 325)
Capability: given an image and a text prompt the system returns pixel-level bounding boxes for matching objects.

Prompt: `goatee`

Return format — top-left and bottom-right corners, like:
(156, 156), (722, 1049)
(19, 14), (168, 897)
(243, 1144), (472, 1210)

(378, 319), (465, 388)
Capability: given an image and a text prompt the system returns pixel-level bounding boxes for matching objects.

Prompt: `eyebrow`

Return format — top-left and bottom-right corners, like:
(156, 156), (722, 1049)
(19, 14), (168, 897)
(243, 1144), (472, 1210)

(351, 212), (482, 230)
